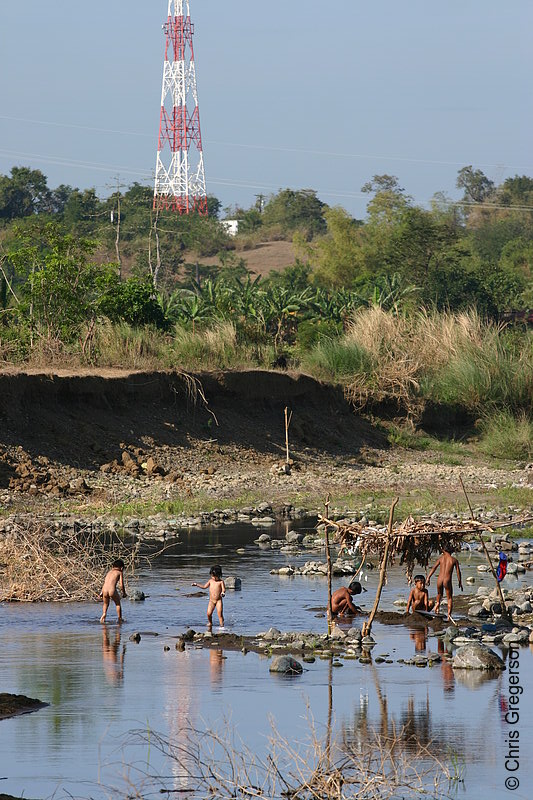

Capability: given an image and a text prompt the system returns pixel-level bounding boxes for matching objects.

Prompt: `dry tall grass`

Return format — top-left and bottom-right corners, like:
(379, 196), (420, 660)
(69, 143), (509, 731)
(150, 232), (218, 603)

(314, 307), (532, 418)
(123, 716), (457, 800)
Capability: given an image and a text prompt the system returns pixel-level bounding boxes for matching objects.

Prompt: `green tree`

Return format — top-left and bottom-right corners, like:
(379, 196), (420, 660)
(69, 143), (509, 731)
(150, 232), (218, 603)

(8, 222), (117, 342)
(100, 276), (167, 328)
(0, 167), (51, 221)
(262, 189), (327, 237)
(306, 207), (365, 288)
(456, 166), (494, 204)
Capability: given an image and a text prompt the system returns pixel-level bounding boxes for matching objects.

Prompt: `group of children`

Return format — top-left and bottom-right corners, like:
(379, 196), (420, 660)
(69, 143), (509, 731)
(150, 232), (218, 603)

(99, 548), (463, 626)
(330, 547), (463, 622)
(406, 548), (463, 619)
(99, 560), (226, 629)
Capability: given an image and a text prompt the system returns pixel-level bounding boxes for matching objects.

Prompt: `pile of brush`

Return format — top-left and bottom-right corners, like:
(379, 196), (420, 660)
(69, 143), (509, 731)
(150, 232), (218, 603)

(0, 521), (140, 602)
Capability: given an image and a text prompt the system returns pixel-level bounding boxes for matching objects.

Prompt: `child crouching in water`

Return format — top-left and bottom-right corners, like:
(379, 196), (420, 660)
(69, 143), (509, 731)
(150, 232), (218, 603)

(100, 559), (127, 623)
(192, 564), (226, 630)
(406, 574), (434, 614)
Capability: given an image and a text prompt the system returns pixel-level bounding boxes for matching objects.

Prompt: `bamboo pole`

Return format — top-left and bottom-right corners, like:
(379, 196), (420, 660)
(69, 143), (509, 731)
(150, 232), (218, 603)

(324, 495), (333, 635)
(459, 475), (510, 620)
(362, 497), (399, 637)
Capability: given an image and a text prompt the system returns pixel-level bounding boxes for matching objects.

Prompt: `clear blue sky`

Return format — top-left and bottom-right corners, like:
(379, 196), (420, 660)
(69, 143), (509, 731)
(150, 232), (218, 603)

(1, 0), (532, 218)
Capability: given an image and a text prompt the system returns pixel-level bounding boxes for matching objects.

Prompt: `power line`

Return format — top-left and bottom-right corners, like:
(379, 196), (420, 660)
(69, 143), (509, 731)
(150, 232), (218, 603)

(1, 113), (532, 173)
(2, 148), (533, 213)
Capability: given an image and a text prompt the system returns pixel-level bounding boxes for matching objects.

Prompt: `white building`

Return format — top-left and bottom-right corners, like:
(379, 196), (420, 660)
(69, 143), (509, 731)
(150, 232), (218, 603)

(221, 219), (240, 236)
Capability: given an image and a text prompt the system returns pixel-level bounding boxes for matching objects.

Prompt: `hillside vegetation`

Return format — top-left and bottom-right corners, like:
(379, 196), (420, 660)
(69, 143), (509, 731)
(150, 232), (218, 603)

(0, 166), (532, 458)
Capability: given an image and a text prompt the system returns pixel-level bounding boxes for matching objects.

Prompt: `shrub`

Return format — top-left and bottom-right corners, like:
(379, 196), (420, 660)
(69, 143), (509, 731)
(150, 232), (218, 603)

(301, 336), (372, 380)
(478, 411), (533, 460)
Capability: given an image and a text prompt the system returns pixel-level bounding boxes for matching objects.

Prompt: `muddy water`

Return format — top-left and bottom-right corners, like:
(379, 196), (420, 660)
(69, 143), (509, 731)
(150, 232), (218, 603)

(1, 522), (532, 799)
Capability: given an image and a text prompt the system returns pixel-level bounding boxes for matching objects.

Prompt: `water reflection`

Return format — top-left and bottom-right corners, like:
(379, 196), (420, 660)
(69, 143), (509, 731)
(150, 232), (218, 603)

(409, 624), (428, 652)
(209, 648), (225, 686)
(344, 661), (460, 755)
(102, 627), (125, 686)
(438, 639), (455, 694)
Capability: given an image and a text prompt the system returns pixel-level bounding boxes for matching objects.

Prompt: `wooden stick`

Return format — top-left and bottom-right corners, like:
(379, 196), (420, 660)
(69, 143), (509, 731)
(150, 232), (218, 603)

(362, 497), (399, 637)
(324, 495), (333, 635)
(284, 406), (292, 466)
(459, 475), (509, 620)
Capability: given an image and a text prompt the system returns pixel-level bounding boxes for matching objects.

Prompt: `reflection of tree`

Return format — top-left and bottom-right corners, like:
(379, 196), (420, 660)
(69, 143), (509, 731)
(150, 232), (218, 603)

(342, 661), (461, 756)
(15, 631), (124, 745)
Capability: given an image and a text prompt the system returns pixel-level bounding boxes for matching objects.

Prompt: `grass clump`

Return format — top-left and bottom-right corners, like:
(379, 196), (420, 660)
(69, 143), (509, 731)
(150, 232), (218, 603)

(300, 336), (372, 380)
(301, 307), (532, 420)
(478, 411), (533, 460)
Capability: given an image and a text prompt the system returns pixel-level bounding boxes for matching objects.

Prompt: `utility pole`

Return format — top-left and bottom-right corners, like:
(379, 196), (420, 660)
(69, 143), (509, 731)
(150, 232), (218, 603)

(109, 176), (124, 278)
(154, 0), (208, 215)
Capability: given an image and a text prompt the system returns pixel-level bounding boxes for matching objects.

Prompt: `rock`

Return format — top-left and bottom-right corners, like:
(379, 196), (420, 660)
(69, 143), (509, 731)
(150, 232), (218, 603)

(129, 632), (141, 643)
(466, 576), (476, 584)
(278, 566), (295, 576)
(468, 605), (488, 618)
(0, 692), (48, 720)
(175, 638), (185, 651)
(330, 626), (346, 639)
(182, 629), (196, 641)
(269, 655), (303, 675)
(502, 629), (530, 645)
(443, 625), (460, 641)
(257, 534), (271, 543)
(286, 531), (304, 544)
(129, 589), (145, 602)
(263, 627), (282, 641)
(452, 642), (505, 671)
(224, 576), (242, 590)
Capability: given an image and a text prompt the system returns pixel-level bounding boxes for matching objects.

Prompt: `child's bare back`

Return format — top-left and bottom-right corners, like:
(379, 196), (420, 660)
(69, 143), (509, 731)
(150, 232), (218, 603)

(100, 559), (127, 623)
(426, 549), (462, 619)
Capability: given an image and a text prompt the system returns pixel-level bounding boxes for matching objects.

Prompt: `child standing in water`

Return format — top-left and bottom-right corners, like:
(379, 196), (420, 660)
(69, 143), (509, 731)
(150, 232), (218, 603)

(426, 547), (463, 620)
(99, 559), (127, 623)
(192, 564), (226, 630)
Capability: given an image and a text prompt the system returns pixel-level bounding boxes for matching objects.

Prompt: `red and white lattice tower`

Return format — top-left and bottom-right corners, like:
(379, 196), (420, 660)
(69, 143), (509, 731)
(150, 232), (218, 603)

(154, 0), (207, 215)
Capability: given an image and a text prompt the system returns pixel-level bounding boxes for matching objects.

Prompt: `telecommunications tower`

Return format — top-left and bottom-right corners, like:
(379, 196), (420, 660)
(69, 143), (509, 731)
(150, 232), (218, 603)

(154, 0), (208, 215)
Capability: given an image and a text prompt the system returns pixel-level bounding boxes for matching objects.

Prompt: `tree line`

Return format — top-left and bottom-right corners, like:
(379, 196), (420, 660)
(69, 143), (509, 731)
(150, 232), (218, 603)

(0, 164), (532, 361)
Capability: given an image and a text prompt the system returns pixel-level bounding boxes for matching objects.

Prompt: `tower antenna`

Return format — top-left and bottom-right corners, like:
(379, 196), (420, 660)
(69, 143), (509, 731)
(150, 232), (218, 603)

(154, 0), (208, 215)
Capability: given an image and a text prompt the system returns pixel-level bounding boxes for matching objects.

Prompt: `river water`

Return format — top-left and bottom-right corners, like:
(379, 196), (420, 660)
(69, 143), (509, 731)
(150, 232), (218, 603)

(1, 520), (532, 800)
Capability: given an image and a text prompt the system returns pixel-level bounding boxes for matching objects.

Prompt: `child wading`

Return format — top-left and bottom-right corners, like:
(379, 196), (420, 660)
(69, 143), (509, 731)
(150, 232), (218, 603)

(426, 547), (463, 620)
(192, 565), (226, 630)
(100, 559), (127, 623)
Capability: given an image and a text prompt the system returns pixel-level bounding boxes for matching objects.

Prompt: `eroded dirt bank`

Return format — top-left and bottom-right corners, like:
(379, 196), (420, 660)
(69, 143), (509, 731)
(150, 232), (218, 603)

(0, 368), (529, 515)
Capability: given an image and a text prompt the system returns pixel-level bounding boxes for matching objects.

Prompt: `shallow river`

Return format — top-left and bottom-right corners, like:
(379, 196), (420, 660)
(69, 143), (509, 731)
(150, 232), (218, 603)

(1, 520), (532, 799)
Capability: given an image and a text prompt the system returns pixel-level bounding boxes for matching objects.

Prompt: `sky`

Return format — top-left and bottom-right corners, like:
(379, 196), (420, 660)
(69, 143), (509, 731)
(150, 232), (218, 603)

(1, 0), (532, 219)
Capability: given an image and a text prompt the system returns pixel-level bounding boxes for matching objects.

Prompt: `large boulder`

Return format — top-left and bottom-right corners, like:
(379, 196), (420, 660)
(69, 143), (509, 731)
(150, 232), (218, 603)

(224, 576), (242, 590)
(269, 656), (303, 675)
(452, 642), (505, 671)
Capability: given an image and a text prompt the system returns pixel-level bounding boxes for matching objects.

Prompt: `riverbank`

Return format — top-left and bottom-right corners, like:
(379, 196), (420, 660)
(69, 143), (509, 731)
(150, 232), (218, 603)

(0, 369), (531, 523)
